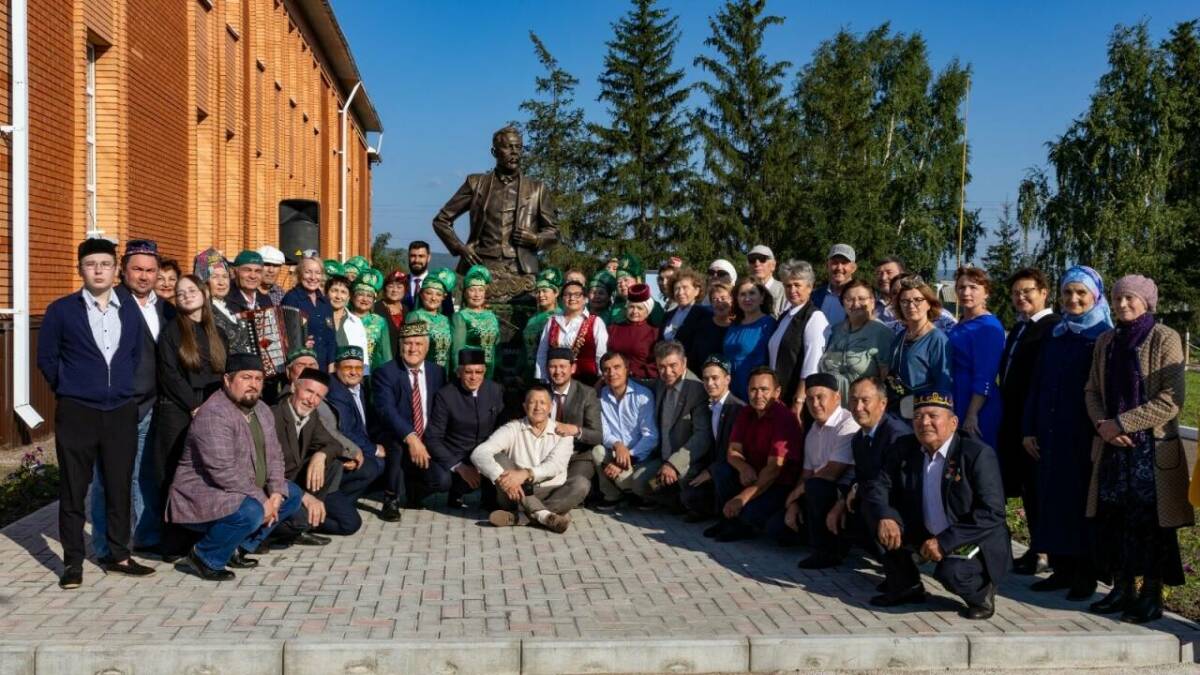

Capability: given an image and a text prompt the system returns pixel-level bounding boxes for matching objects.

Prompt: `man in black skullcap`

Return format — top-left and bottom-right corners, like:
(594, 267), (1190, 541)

(423, 348), (506, 507)
(38, 237), (155, 589)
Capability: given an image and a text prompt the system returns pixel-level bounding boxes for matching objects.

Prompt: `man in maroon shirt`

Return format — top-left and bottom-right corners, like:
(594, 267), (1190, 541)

(703, 366), (804, 542)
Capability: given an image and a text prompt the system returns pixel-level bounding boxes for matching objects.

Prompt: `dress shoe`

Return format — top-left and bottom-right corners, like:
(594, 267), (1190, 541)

(593, 499), (622, 512)
(251, 542), (274, 554)
(683, 511), (712, 524)
(379, 499), (403, 523)
(869, 584), (927, 607)
(293, 532), (331, 546)
(797, 552), (843, 570)
(876, 580), (889, 593)
(1066, 575), (1097, 601)
(962, 584), (996, 620)
(446, 491), (466, 509)
(1121, 580), (1164, 624)
(703, 520), (731, 538)
(1030, 572), (1072, 592)
(161, 553), (185, 564)
(59, 568), (83, 590)
(185, 550), (235, 582)
(488, 510), (519, 527)
(227, 549), (259, 569)
(715, 524), (751, 543)
(538, 513), (571, 534)
(1090, 578), (1135, 614)
(1012, 550), (1039, 575)
(103, 558), (156, 577)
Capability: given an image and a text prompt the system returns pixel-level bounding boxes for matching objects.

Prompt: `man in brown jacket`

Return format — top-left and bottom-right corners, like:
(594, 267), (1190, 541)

(166, 354), (303, 580)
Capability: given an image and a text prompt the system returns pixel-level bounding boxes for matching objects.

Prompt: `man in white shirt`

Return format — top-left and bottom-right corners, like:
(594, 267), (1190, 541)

(783, 373), (859, 569)
(747, 245), (786, 316)
(474, 384), (589, 533)
(681, 355), (745, 521)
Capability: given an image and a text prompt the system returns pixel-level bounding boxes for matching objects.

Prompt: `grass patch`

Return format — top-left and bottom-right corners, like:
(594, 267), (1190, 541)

(1183, 370), (1199, 429)
(1007, 498), (1200, 621)
(0, 447), (59, 529)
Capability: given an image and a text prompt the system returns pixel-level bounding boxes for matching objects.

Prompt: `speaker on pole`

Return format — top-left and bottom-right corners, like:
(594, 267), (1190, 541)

(278, 199), (320, 263)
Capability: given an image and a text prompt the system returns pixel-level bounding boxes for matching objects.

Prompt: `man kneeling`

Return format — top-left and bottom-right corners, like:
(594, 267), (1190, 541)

(166, 354), (303, 580)
(472, 384), (589, 533)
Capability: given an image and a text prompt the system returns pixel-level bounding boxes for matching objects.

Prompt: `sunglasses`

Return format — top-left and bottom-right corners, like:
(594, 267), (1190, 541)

(338, 364), (364, 374)
(747, 255), (770, 264)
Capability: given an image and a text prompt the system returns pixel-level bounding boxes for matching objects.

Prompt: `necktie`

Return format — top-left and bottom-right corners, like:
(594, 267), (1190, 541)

(556, 393), (565, 422)
(411, 369), (424, 437)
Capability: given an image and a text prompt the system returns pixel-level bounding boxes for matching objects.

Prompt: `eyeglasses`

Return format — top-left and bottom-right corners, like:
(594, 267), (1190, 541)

(898, 298), (928, 307)
(338, 364), (364, 374)
(1011, 286), (1042, 298)
(562, 292), (584, 299)
(82, 260), (116, 271)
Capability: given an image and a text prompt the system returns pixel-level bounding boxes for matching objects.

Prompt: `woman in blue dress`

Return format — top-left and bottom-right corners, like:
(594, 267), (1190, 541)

(885, 277), (952, 418)
(723, 278), (777, 401)
(1022, 265), (1112, 600)
(947, 267), (1005, 448)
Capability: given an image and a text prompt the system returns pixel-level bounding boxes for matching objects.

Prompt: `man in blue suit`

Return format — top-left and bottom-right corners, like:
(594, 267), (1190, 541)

(371, 320), (445, 521)
(321, 346), (384, 532)
(862, 391), (1012, 619)
(424, 349), (506, 508)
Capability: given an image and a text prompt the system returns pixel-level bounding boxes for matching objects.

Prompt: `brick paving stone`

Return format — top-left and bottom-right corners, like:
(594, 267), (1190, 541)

(0, 500), (1197, 648)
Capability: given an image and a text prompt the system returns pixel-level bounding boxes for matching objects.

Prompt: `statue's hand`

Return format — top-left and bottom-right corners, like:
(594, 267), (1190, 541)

(513, 229), (539, 248)
(461, 243), (482, 265)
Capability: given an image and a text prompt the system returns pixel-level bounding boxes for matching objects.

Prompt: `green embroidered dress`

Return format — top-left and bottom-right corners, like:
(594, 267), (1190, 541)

(450, 308), (501, 378)
(407, 308), (452, 370)
(356, 311), (393, 372)
(523, 308), (560, 379)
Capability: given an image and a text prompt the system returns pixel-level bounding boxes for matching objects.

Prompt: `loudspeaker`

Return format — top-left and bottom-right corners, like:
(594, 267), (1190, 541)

(278, 200), (320, 263)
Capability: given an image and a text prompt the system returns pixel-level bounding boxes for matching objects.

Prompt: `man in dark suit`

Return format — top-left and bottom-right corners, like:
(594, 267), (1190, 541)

(644, 341), (712, 508)
(997, 267), (1060, 574)
(401, 240), (454, 316)
(372, 320), (446, 520)
(320, 346), (384, 531)
(424, 348), (506, 507)
(225, 250), (275, 313)
(768, 261), (829, 415)
(681, 355), (744, 520)
(543, 347), (603, 483)
(271, 368), (342, 546)
(862, 391), (1012, 619)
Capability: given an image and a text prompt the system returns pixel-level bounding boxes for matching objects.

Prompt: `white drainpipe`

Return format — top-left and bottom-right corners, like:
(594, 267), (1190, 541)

(338, 81), (363, 262)
(0, 0), (43, 430)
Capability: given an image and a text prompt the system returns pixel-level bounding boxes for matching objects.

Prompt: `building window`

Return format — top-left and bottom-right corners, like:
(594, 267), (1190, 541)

(85, 44), (98, 236)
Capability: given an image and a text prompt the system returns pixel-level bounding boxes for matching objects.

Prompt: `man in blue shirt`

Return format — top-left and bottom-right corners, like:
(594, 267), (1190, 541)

(37, 237), (156, 589)
(591, 352), (659, 509)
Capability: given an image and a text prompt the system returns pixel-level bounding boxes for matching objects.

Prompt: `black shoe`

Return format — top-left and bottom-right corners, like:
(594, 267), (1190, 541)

(797, 552), (842, 570)
(184, 549), (234, 582)
(379, 499), (403, 523)
(876, 580), (889, 593)
(594, 499), (622, 512)
(1090, 579), (1135, 614)
(251, 542), (274, 554)
(715, 524), (751, 543)
(59, 568), (83, 590)
(962, 584), (996, 620)
(102, 558), (156, 577)
(1066, 575), (1097, 601)
(293, 532), (332, 546)
(227, 549), (259, 569)
(161, 552), (185, 564)
(446, 490), (466, 509)
(1121, 581), (1164, 624)
(1030, 572), (1072, 592)
(1012, 549), (1039, 575)
(703, 520), (730, 538)
(870, 584), (927, 607)
(683, 511), (712, 524)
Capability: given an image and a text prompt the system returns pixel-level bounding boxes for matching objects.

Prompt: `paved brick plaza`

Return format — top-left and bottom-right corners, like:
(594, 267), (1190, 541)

(0, 499), (1195, 648)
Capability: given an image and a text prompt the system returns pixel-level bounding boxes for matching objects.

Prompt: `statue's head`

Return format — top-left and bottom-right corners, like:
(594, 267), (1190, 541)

(491, 126), (523, 174)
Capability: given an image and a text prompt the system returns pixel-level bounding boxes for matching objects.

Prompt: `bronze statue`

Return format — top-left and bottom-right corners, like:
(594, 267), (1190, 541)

(432, 126), (559, 281)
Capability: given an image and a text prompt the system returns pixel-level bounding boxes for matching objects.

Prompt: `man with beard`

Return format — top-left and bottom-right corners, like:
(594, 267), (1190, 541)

(402, 240), (454, 316)
(165, 354), (303, 580)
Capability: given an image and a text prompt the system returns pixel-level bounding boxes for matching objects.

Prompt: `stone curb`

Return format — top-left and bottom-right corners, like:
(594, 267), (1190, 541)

(0, 633), (1184, 674)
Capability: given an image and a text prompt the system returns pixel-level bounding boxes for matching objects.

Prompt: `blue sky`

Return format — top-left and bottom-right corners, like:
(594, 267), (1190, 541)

(335, 1), (1197, 258)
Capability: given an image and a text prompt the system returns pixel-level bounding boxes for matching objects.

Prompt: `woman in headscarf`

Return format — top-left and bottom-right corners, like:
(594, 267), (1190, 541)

(524, 268), (563, 381)
(450, 264), (501, 378)
(407, 268), (455, 370)
(605, 282), (660, 381)
(1021, 265), (1112, 601)
(1085, 274), (1192, 623)
(349, 268), (392, 374)
(193, 247), (239, 341)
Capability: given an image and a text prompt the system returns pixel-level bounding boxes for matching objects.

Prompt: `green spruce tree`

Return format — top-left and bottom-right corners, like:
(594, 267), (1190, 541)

(589, 0), (695, 263)
(982, 202), (1022, 326)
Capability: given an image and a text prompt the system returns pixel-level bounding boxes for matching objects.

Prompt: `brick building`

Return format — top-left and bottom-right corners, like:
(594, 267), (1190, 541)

(0, 0), (383, 447)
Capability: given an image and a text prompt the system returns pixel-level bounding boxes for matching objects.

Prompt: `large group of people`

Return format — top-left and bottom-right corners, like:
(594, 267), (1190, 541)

(37, 233), (1198, 626)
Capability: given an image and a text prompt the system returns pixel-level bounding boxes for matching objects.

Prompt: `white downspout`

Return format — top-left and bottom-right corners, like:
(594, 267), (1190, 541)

(338, 81), (363, 262)
(2, 0), (43, 430)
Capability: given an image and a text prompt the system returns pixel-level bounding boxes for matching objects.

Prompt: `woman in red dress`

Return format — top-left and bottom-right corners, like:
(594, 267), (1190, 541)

(606, 283), (659, 381)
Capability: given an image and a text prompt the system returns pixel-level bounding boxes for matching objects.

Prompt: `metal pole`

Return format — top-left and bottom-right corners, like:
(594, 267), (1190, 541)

(338, 81), (363, 262)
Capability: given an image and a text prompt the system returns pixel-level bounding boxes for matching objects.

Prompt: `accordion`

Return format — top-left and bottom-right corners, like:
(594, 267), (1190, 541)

(230, 306), (306, 376)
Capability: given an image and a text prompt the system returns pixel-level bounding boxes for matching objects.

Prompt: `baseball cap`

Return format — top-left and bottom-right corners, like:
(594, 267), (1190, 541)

(747, 245), (774, 260)
(827, 243), (856, 262)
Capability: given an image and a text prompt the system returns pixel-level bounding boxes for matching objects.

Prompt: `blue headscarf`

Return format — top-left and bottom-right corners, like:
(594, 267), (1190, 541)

(1052, 265), (1113, 338)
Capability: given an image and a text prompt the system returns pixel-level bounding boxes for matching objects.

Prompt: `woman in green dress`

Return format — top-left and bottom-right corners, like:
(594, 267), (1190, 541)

(451, 265), (502, 378)
(349, 268), (392, 374)
(406, 268), (455, 369)
(524, 268), (563, 380)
